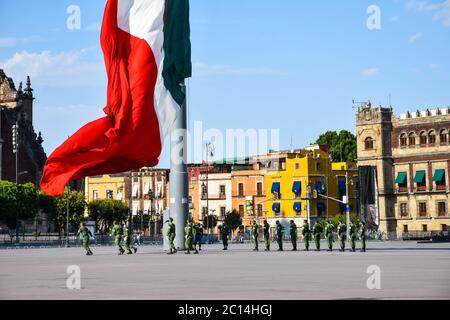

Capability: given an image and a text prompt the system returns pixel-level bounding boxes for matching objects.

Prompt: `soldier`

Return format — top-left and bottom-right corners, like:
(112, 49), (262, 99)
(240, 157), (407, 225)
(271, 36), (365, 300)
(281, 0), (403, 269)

(194, 223), (204, 252)
(289, 220), (298, 251)
(263, 220), (271, 251)
(359, 222), (366, 253)
(312, 221), (323, 251)
(324, 220), (334, 252)
(349, 222), (357, 252)
(276, 220), (283, 251)
(337, 221), (347, 252)
(184, 219), (196, 254)
(110, 221), (125, 255)
(220, 223), (230, 250)
(302, 220), (311, 251)
(251, 220), (259, 251)
(76, 223), (93, 256)
(123, 224), (138, 255)
(167, 218), (177, 255)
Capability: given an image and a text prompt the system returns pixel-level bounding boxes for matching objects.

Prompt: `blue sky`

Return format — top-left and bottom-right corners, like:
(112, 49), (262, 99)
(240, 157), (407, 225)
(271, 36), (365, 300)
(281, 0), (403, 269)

(1, 0), (449, 168)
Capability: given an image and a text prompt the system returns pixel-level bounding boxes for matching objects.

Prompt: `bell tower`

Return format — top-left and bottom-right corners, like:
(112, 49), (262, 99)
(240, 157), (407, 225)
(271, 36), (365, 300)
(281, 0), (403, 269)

(356, 101), (396, 235)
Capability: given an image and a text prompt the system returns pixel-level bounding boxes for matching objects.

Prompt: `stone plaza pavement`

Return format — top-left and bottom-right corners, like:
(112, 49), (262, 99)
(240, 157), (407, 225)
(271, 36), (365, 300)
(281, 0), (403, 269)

(0, 241), (449, 300)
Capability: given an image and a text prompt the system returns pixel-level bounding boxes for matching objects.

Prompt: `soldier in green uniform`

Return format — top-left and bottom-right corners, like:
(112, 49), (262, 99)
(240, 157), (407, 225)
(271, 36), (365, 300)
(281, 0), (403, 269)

(324, 220), (334, 252)
(348, 222), (357, 252)
(251, 220), (259, 251)
(359, 222), (366, 252)
(302, 220), (311, 251)
(167, 218), (177, 255)
(263, 220), (270, 251)
(194, 223), (204, 252)
(221, 223), (230, 250)
(184, 219), (196, 254)
(289, 220), (297, 251)
(312, 221), (323, 251)
(123, 224), (137, 255)
(337, 221), (347, 252)
(276, 220), (283, 251)
(110, 221), (125, 255)
(76, 223), (93, 256)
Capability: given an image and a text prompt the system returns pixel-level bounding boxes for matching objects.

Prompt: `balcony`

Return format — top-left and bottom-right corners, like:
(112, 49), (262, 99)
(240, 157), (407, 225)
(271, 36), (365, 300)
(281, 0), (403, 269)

(201, 193), (227, 200)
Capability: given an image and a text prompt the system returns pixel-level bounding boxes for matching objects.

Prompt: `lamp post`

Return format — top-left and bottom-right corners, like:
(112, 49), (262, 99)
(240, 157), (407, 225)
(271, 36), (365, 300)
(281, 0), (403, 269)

(204, 141), (214, 243)
(66, 183), (70, 248)
(12, 122), (19, 243)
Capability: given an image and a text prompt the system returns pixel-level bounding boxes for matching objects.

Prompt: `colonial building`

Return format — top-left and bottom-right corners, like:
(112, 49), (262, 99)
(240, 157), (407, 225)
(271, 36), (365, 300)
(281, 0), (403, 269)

(264, 146), (357, 230)
(84, 173), (127, 203)
(356, 102), (450, 238)
(0, 70), (46, 185)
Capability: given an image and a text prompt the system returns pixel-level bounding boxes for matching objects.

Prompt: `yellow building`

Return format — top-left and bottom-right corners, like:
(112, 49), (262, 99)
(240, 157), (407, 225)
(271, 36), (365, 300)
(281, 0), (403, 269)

(265, 145), (357, 228)
(84, 173), (127, 203)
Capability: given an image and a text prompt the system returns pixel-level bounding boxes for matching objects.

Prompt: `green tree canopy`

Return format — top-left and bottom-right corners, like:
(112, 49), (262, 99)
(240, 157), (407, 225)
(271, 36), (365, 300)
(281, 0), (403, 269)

(315, 130), (357, 162)
(224, 210), (242, 231)
(54, 190), (87, 235)
(88, 199), (129, 234)
(203, 214), (218, 229)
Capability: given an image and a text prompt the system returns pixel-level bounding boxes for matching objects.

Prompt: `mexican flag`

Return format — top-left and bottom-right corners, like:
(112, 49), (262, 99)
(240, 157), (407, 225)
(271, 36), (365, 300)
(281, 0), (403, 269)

(41, 0), (191, 196)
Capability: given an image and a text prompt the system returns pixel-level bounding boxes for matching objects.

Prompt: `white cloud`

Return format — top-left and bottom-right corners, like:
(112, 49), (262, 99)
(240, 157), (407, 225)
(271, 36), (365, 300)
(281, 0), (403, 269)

(361, 68), (380, 77)
(0, 36), (42, 48)
(409, 32), (423, 43)
(0, 48), (105, 87)
(407, 0), (450, 27)
(193, 63), (282, 77)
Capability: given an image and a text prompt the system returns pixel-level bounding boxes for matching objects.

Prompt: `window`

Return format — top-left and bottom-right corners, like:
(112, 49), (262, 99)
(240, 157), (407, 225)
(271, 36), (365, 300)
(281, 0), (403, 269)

(239, 205), (245, 216)
(201, 185), (207, 197)
(419, 202), (427, 217)
(442, 224), (448, 232)
(403, 225), (409, 233)
(292, 181), (302, 198)
(93, 190), (99, 200)
(413, 170), (426, 190)
(106, 190), (113, 199)
(433, 169), (446, 190)
(395, 172), (408, 191)
(419, 132), (427, 145)
(438, 202), (447, 217)
(428, 131), (436, 145)
(316, 180), (326, 195)
(272, 203), (281, 215)
(257, 204), (263, 216)
(440, 130), (448, 145)
(422, 225), (428, 232)
(365, 137), (374, 150)
(220, 207), (226, 218)
(400, 133), (408, 147)
(219, 185), (226, 197)
(295, 163), (300, 171)
(400, 203), (408, 217)
(408, 133), (416, 147)
(238, 183), (244, 197)
(202, 207), (208, 216)
(257, 182), (263, 196)
(338, 178), (346, 200)
(316, 162), (322, 172)
(271, 182), (281, 199)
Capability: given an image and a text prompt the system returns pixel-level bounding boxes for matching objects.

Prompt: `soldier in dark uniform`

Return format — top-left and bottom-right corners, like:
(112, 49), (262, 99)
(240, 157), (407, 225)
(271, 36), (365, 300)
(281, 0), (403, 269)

(220, 223), (230, 250)
(302, 220), (311, 251)
(76, 223), (93, 256)
(312, 222), (323, 251)
(359, 222), (366, 252)
(324, 220), (334, 252)
(276, 220), (283, 251)
(349, 222), (357, 252)
(194, 223), (204, 252)
(251, 220), (259, 251)
(289, 220), (297, 251)
(110, 221), (125, 255)
(263, 220), (270, 251)
(337, 221), (347, 252)
(167, 217), (177, 255)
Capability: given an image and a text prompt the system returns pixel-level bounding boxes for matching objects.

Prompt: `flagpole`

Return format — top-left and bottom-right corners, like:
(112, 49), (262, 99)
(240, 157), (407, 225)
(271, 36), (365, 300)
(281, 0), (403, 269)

(169, 82), (189, 250)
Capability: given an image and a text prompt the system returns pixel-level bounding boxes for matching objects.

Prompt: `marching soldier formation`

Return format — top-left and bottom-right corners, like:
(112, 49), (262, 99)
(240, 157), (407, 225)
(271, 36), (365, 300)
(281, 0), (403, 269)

(75, 218), (367, 256)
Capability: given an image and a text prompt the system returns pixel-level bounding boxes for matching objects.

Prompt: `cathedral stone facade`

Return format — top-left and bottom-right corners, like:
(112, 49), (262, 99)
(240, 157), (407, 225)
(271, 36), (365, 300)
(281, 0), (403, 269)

(0, 69), (47, 186)
(356, 101), (450, 239)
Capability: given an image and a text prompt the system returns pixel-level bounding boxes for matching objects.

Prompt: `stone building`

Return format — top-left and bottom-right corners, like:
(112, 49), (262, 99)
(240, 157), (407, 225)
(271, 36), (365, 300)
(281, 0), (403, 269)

(0, 69), (46, 185)
(356, 102), (449, 238)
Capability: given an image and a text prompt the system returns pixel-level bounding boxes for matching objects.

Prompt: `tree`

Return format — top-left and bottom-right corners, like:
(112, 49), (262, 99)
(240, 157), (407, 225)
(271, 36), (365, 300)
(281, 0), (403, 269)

(224, 210), (243, 231)
(54, 190), (87, 236)
(88, 199), (129, 234)
(203, 215), (218, 230)
(315, 130), (357, 162)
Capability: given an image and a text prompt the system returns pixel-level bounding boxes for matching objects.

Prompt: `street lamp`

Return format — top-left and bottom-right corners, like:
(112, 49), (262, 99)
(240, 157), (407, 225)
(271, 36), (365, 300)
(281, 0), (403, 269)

(204, 142), (215, 244)
(345, 171), (354, 240)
